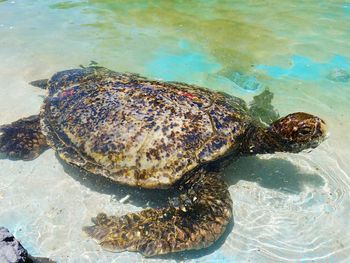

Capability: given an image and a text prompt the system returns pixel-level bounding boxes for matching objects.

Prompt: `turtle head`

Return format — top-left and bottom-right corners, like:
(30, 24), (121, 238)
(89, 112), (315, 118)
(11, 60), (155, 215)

(269, 112), (327, 152)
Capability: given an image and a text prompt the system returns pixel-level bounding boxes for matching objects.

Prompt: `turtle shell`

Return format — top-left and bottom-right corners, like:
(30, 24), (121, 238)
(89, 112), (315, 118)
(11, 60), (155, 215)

(41, 68), (251, 188)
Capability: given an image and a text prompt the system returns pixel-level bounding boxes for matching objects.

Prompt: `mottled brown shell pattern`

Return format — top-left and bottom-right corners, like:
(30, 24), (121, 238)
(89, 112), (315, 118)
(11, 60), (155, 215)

(41, 68), (250, 188)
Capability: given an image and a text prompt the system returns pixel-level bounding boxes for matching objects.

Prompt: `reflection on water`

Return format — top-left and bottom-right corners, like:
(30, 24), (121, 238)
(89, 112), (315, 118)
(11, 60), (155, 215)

(0, 0), (350, 262)
(257, 55), (350, 81)
(48, 1), (350, 74)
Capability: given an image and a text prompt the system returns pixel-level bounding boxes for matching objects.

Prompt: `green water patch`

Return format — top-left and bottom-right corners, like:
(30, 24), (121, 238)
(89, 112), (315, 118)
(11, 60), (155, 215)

(49, 0), (291, 74)
(50, 1), (86, 10)
(48, 0), (350, 78)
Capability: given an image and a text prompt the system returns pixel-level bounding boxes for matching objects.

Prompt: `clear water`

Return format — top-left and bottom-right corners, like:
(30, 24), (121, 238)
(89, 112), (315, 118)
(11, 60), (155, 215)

(0, 1), (350, 262)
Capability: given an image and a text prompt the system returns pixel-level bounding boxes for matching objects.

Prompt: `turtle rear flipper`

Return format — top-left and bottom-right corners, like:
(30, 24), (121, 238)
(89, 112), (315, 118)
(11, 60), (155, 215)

(0, 115), (48, 160)
(29, 79), (49, 89)
(83, 169), (232, 256)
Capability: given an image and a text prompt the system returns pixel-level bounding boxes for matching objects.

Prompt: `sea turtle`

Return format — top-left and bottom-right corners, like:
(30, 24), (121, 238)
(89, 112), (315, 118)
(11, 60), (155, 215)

(0, 66), (327, 257)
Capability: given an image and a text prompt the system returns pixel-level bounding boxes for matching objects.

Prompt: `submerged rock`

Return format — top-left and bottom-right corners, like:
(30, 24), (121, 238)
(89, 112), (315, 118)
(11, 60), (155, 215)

(0, 227), (28, 263)
(327, 68), (350, 82)
(29, 257), (55, 263)
(228, 72), (264, 92)
(0, 227), (55, 263)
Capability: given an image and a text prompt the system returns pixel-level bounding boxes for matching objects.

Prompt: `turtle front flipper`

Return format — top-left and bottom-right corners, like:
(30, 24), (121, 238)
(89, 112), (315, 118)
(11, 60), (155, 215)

(83, 169), (233, 257)
(0, 115), (48, 160)
(249, 89), (279, 127)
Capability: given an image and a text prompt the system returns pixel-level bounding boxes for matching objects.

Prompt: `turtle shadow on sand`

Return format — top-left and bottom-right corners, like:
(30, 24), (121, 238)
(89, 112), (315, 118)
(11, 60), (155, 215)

(57, 153), (324, 261)
(57, 154), (175, 209)
(224, 155), (325, 194)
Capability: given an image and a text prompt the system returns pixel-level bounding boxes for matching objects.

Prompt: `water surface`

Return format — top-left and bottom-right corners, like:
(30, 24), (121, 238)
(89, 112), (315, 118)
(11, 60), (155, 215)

(0, 1), (349, 262)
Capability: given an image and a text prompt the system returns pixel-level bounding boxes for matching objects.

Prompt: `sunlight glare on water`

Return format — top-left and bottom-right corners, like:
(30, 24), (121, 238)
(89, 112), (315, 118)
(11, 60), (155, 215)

(0, 1), (349, 262)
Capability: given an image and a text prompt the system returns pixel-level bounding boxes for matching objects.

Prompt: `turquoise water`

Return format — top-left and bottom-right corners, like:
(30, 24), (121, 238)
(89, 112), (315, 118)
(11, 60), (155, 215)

(0, 1), (350, 262)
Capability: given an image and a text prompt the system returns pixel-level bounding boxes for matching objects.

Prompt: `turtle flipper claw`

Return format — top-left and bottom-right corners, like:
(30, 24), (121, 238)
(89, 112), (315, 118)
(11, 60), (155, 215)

(0, 115), (48, 160)
(83, 169), (233, 256)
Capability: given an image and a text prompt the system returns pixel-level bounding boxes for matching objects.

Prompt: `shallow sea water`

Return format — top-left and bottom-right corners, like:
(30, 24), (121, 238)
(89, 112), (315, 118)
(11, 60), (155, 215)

(0, 1), (350, 262)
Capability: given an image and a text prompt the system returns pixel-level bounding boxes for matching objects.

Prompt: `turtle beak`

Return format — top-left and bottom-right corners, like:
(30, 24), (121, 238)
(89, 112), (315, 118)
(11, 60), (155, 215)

(309, 119), (328, 150)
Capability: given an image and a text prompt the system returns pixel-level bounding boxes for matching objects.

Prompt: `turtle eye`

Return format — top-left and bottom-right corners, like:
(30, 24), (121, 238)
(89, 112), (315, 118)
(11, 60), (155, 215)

(299, 128), (311, 136)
